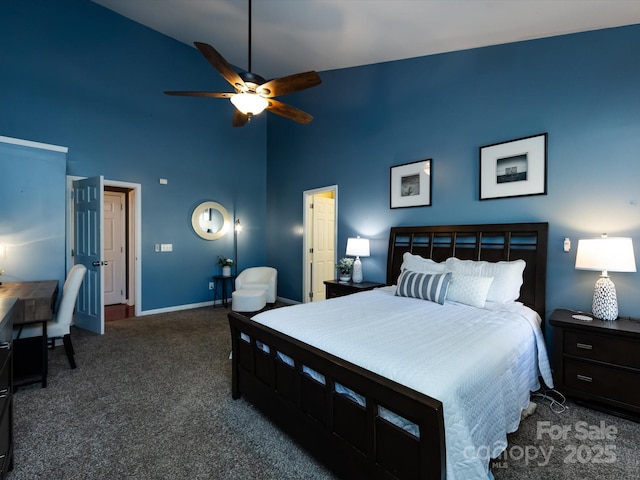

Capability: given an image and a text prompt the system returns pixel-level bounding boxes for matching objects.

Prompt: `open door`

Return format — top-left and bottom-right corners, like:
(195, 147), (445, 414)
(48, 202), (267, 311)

(73, 176), (105, 334)
(303, 186), (337, 303)
(310, 195), (335, 301)
(103, 191), (126, 306)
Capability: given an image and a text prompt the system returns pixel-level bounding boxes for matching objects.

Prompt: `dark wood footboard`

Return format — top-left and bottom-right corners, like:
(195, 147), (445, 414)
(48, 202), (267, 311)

(228, 311), (446, 480)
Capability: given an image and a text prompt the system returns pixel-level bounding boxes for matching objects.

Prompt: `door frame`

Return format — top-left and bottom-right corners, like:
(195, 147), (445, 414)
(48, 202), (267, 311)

(302, 185), (338, 303)
(66, 176), (142, 319)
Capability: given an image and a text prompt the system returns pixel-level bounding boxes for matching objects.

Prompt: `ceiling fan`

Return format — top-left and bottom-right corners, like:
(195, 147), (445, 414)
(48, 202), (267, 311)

(164, 0), (321, 127)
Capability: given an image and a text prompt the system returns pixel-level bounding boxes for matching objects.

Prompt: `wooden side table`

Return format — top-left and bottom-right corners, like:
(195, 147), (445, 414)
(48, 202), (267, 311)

(324, 280), (385, 299)
(549, 308), (640, 419)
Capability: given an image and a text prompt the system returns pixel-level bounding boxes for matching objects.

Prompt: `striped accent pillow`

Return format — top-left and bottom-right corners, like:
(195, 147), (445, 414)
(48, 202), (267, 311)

(395, 270), (451, 304)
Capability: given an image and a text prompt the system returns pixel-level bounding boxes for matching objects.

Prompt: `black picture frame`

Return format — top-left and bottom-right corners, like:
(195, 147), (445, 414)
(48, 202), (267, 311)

(479, 133), (547, 200)
(390, 159), (432, 208)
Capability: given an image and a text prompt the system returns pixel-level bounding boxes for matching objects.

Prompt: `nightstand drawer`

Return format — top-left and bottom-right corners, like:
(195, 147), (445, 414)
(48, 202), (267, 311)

(324, 280), (385, 299)
(564, 358), (640, 409)
(564, 330), (640, 369)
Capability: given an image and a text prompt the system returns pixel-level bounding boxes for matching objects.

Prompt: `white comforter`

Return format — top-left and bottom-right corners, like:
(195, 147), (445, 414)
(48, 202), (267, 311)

(251, 287), (553, 480)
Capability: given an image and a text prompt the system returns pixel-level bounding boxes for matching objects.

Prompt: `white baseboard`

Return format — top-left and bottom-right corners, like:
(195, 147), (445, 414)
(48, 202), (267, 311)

(138, 295), (300, 317)
(139, 299), (218, 316)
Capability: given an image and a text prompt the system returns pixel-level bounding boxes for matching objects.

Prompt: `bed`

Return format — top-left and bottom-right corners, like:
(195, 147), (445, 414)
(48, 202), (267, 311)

(228, 222), (551, 479)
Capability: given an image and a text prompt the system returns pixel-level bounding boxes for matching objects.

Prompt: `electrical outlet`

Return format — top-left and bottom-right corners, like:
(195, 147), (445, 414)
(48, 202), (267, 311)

(209, 282), (214, 290)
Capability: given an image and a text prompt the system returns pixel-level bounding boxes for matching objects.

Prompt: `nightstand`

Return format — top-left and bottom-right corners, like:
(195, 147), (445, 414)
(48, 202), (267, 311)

(324, 280), (385, 299)
(549, 308), (640, 419)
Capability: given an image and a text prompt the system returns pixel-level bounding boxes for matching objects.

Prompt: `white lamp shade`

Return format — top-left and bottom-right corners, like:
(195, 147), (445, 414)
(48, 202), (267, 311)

(346, 237), (370, 257)
(575, 237), (636, 273)
(230, 93), (269, 115)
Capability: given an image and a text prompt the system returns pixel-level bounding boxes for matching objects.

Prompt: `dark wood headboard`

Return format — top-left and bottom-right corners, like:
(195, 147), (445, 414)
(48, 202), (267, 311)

(386, 222), (549, 320)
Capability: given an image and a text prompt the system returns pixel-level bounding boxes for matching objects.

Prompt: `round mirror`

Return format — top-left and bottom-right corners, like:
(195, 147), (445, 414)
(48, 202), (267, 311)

(191, 201), (231, 240)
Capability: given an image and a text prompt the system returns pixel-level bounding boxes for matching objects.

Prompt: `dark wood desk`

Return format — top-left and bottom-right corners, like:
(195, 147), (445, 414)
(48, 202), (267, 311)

(0, 281), (58, 388)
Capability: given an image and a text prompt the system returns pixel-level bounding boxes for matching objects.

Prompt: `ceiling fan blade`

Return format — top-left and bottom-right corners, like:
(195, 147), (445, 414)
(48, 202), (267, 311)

(266, 99), (314, 124)
(164, 91), (234, 98)
(194, 42), (246, 91)
(257, 71), (322, 98)
(232, 110), (250, 127)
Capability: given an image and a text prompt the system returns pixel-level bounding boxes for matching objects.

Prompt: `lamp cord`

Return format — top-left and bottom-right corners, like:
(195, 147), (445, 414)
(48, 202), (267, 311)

(532, 388), (568, 414)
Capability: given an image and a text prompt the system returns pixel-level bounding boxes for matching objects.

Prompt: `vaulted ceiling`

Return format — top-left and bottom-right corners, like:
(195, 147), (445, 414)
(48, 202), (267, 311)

(93, 0), (640, 80)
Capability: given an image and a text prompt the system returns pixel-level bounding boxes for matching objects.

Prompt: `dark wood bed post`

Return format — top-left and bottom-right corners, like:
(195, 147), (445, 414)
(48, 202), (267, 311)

(229, 222), (548, 480)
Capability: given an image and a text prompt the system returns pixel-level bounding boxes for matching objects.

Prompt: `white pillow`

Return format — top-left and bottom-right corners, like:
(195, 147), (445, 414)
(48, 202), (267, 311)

(400, 252), (447, 273)
(446, 273), (494, 308)
(445, 257), (525, 303)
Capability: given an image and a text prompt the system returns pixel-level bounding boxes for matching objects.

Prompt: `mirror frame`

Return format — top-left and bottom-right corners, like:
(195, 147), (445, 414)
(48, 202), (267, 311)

(191, 201), (231, 240)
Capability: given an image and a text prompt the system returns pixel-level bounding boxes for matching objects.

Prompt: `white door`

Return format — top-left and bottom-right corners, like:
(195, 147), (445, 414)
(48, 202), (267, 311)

(311, 196), (335, 301)
(104, 191), (126, 305)
(73, 176), (105, 334)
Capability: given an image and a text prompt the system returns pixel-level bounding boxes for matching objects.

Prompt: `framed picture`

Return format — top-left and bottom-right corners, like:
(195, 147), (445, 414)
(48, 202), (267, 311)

(479, 133), (547, 200)
(390, 159), (432, 208)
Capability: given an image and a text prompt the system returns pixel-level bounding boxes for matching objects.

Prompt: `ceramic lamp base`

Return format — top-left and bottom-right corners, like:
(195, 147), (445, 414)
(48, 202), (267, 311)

(592, 276), (618, 321)
(352, 257), (363, 283)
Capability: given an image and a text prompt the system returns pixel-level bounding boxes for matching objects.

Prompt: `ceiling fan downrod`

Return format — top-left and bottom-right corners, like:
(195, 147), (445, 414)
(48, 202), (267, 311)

(247, 0), (252, 74)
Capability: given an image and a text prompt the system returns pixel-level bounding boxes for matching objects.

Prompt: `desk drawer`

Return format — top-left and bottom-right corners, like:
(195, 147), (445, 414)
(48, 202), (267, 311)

(0, 403), (10, 474)
(0, 319), (10, 345)
(0, 320), (10, 377)
(564, 330), (640, 369)
(564, 358), (640, 409)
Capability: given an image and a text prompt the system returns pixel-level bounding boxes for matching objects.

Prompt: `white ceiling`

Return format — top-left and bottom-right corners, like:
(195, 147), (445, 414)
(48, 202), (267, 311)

(92, 0), (640, 80)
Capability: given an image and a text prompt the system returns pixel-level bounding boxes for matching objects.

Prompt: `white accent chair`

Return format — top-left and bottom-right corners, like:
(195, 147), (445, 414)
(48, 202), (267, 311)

(232, 267), (277, 312)
(17, 264), (87, 369)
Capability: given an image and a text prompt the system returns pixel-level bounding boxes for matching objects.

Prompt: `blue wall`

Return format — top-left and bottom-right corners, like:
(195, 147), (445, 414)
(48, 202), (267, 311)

(0, 141), (66, 288)
(1, 1), (639, 328)
(0, 0), (267, 311)
(267, 25), (640, 328)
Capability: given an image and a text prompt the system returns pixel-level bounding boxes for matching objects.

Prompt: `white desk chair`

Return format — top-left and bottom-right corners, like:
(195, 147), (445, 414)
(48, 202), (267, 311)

(18, 264), (87, 369)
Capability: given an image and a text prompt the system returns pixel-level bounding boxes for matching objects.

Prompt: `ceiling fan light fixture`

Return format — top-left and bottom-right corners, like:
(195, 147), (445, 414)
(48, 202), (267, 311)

(230, 93), (269, 115)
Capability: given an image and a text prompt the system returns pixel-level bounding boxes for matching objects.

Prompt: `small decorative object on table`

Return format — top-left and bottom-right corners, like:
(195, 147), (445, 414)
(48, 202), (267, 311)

(217, 256), (234, 277)
(336, 258), (353, 283)
(0, 268), (3, 286)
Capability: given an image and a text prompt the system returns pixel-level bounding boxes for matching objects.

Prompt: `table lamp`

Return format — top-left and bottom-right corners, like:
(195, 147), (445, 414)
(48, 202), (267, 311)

(346, 236), (370, 284)
(575, 235), (636, 321)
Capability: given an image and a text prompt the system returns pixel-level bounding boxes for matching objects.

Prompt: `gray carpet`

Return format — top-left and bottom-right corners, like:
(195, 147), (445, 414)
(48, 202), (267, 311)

(10, 307), (334, 480)
(9, 306), (640, 479)
(493, 395), (640, 479)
